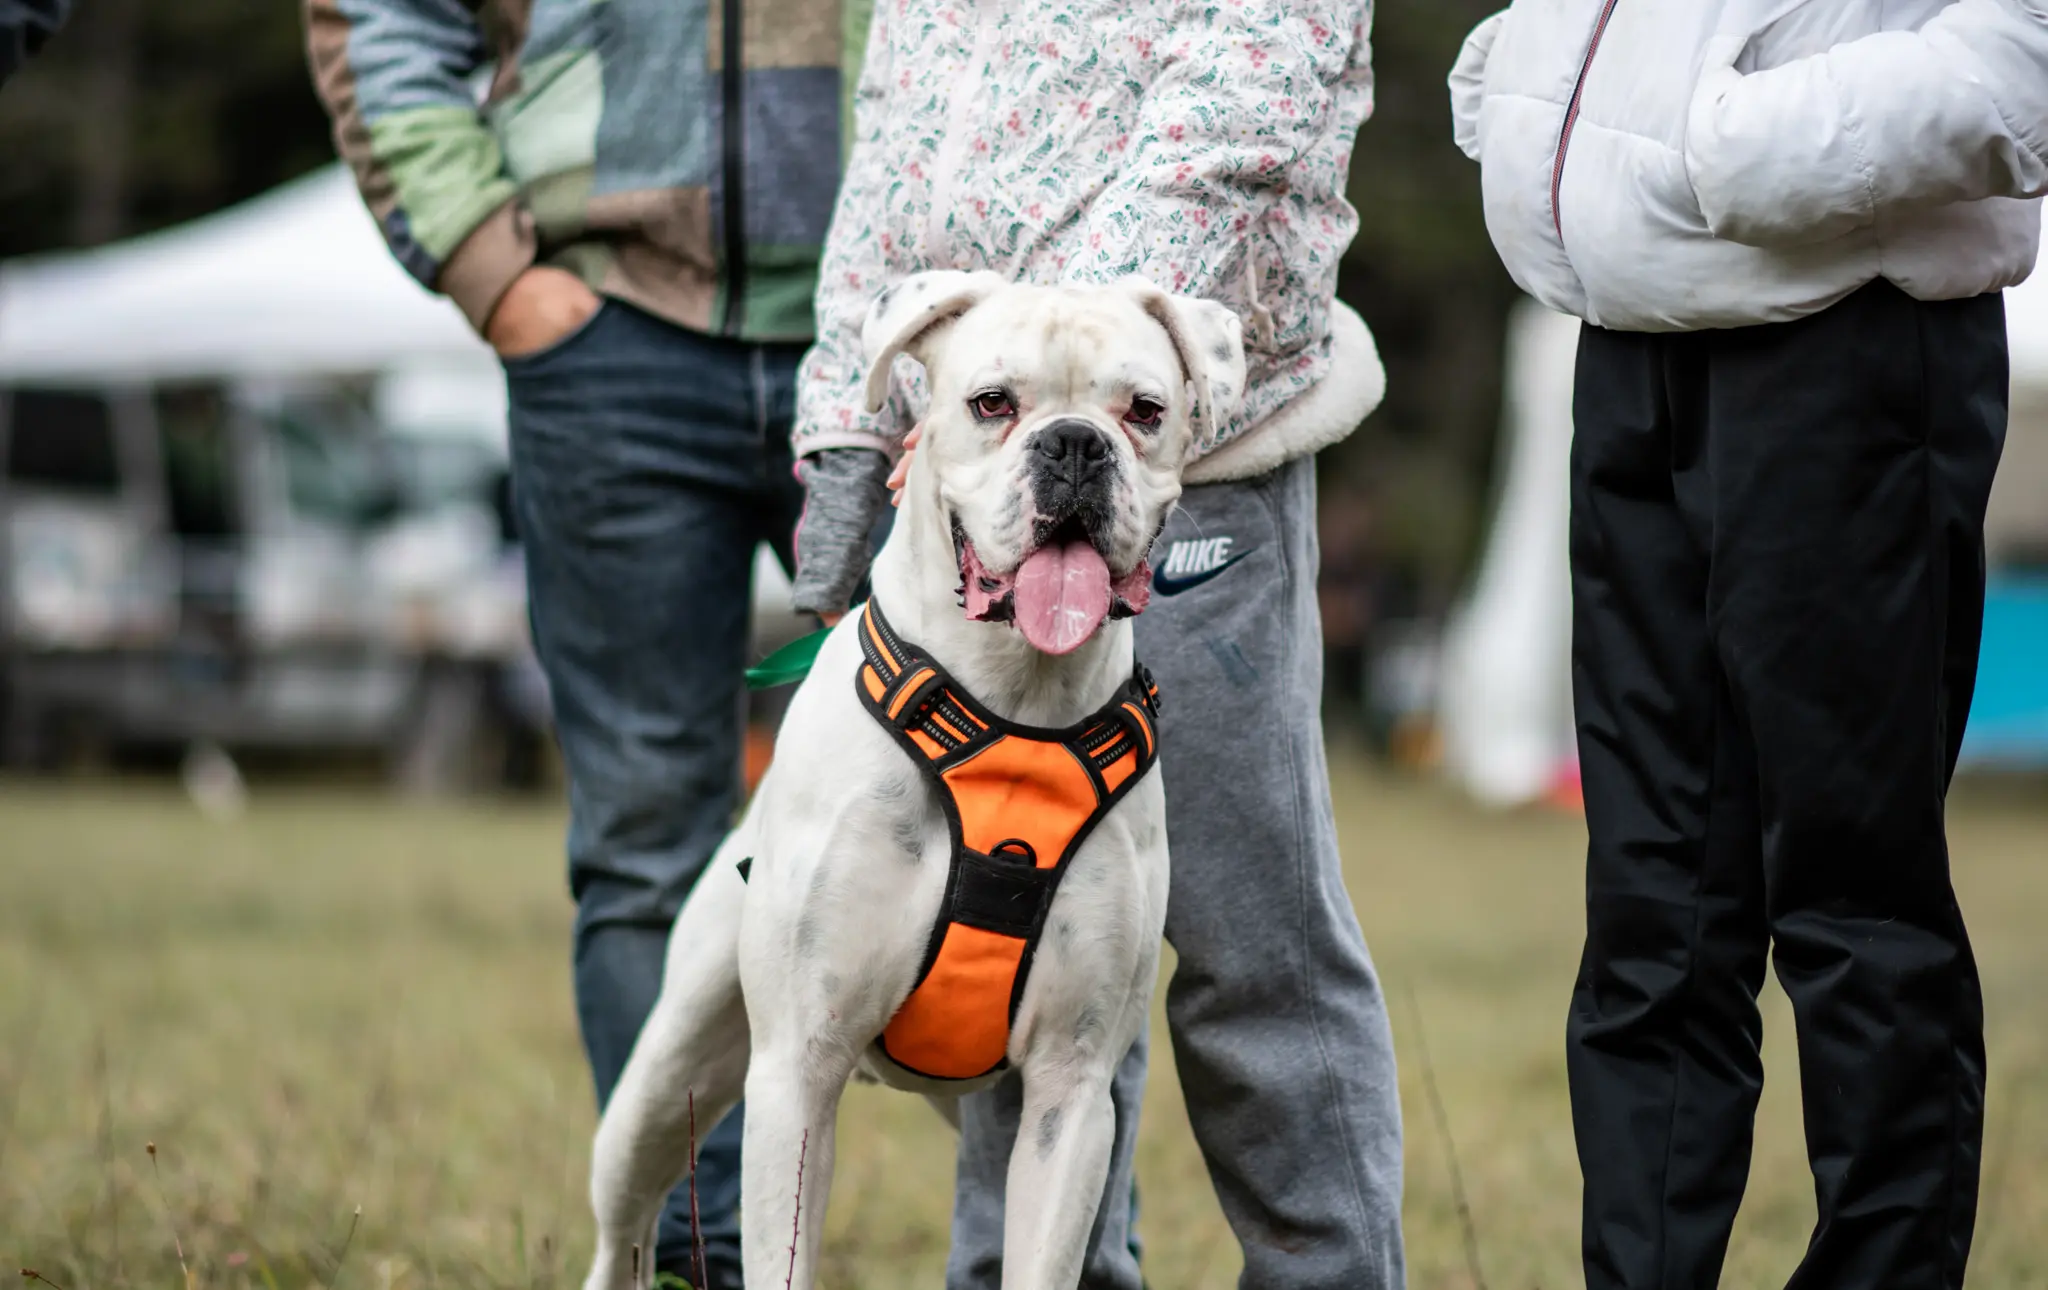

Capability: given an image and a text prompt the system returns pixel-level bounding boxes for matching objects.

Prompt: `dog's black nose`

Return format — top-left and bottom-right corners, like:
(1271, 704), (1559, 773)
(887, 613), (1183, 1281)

(1032, 419), (1110, 489)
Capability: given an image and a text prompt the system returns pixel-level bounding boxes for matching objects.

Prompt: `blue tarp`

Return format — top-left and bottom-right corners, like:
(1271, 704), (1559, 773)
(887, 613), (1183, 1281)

(1961, 574), (2048, 767)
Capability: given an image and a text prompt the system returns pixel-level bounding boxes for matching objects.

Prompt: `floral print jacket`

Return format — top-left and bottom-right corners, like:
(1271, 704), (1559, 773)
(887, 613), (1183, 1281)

(794, 0), (1385, 483)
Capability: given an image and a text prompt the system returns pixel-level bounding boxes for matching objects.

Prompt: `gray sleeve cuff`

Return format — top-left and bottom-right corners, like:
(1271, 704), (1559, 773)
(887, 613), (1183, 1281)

(792, 447), (893, 617)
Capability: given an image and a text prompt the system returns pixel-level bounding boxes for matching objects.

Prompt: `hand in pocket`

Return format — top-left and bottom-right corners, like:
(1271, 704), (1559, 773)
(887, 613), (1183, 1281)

(486, 267), (603, 359)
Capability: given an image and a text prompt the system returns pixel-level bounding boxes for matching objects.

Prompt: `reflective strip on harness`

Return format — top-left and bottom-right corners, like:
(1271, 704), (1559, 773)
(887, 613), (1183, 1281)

(856, 600), (1161, 1081)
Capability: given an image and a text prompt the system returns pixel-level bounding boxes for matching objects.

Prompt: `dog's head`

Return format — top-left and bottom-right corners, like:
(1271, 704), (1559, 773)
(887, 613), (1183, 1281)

(863, 272), (1246, 655)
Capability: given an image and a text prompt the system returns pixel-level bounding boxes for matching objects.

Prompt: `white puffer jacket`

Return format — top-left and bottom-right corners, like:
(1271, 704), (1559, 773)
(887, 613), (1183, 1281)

(1451, 0), (2048, 332)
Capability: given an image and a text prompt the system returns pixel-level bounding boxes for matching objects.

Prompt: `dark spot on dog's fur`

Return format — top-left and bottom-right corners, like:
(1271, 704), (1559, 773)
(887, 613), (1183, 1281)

(891, 812), (925, 861)
(1213, 341), (1232, 360)
(1072, 1003), (1103, 1044)
(1036, 1105), (1063, 1159)
(1067, 862), (1105, 890)
(793, 867), (832, 957)
(793, 910), (821, 959)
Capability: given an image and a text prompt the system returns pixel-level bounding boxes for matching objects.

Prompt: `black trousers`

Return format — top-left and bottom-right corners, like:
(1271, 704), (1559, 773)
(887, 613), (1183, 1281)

(1567, 280), (2007, 1290)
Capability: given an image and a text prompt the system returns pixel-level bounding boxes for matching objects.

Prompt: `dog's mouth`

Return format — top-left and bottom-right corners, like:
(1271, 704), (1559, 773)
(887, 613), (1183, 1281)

(953, 517), (1152, 656)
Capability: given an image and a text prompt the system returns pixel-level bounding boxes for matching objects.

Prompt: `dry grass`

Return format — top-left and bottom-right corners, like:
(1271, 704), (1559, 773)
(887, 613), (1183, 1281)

(2, 753), (2044, 1289)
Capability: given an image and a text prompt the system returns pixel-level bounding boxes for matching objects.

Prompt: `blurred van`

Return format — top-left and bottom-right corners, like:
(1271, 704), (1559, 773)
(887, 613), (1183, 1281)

(0, 373), (542, 786)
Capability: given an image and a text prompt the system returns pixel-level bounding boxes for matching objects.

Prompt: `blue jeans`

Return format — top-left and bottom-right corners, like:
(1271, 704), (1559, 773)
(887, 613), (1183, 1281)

(506, 299), (804, 1290)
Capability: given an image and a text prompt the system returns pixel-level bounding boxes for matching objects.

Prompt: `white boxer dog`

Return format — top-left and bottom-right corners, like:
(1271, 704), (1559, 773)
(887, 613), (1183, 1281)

(582, 271), (1245, 1290)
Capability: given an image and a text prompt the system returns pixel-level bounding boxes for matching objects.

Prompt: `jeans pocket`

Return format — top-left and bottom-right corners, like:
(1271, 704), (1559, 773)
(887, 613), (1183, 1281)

(501, 297), (616, 375)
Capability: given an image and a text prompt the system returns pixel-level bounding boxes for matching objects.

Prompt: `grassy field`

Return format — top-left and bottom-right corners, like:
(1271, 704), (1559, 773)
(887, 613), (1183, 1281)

(3, 752), (2045, 1290)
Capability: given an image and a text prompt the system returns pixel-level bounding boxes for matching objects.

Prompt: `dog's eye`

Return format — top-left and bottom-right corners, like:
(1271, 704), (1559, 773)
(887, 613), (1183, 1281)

(1124, 396), (1165, 430)
(969, 390), (1016, 422)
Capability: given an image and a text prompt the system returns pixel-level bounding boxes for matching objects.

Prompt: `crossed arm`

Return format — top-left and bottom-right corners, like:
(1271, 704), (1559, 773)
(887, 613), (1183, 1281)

(1687, 0), (2048, 246)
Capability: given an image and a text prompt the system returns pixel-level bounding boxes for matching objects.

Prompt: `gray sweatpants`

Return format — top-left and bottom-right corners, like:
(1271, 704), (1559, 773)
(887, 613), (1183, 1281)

(946, 455), (1407, 1289)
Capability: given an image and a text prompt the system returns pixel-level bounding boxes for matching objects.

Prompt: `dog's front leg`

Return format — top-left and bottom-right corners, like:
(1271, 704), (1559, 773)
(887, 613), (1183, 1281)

(584, 866), (753, 1290)
(739, 1045), (853, 1290)
(998, 1064), (1119, 1290)
(584, 994), (750, 1290)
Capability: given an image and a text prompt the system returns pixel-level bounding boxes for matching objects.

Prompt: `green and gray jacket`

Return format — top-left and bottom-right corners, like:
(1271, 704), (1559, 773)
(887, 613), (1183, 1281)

(306, 0), (864, 342)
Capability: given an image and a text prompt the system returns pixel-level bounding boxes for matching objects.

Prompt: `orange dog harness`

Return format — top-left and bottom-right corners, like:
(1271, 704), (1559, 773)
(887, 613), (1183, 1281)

(855, 600), (1161, 1081)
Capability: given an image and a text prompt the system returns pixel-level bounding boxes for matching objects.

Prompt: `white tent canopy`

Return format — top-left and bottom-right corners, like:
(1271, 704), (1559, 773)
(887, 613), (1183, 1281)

(0, 165), (489, 383)
(1437, 300), (1580, 808)
(0, 166), (802, 615)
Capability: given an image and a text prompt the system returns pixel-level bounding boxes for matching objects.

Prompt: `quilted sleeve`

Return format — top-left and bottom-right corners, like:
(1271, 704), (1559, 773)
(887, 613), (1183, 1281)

(1062, 1), (1374, 370)
(793, 0), (907, 460)
(304, 0), (535, 330)
(1449, 9), (1508, 164)
(1686, 0), (2048, 248)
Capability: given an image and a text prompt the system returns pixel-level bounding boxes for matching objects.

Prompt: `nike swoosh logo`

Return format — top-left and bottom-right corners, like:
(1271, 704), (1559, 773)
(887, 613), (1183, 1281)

(1152, 548), (1253, 596)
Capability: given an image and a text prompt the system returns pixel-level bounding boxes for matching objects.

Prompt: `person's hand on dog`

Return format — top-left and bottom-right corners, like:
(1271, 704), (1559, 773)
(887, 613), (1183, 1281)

(887, 423), (923, 508)
(485, 266), (602, 359)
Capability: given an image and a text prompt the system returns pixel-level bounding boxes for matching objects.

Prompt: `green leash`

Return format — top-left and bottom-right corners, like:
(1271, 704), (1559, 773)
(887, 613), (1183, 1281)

(744, 620), (838, 690)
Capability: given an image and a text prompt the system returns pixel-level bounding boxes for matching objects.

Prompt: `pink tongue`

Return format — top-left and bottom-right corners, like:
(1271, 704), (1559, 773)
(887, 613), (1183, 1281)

(1012, 540), (1113, 655)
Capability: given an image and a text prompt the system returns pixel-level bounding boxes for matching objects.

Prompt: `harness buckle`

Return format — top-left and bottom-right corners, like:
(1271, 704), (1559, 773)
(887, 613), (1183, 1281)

(888, 668), (951, 732)
(1135, 664), (1162, 717)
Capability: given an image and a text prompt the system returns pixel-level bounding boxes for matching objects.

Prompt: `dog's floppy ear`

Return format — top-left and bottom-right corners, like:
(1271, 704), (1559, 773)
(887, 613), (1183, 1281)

(862, 270), (1008, 414)
(1121, 281), (1248, 438)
